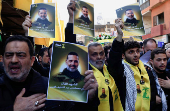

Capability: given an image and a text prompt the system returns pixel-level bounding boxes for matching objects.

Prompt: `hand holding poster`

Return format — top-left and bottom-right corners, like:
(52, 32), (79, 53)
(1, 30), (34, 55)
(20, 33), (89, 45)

(47, 42), (88, 103)
(116, 3), (145, 36)
(73, 0), (94, 37)
(29, 3), (55, 38)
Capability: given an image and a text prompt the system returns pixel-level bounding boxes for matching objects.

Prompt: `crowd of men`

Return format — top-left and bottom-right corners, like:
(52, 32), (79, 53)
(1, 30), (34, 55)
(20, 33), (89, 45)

(1, 0), (170, 111)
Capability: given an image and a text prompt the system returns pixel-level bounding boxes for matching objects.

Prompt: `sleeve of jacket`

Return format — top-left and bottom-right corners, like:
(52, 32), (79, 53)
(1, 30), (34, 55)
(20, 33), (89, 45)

(65, 23), (76, 43)
(73, 89), (99, 111)
(107, 39), (126, 110)
(146, 69), (157, 111)
(0, 106), (13, 111)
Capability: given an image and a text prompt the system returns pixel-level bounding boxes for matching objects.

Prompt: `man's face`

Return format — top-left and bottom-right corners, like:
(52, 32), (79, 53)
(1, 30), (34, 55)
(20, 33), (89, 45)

(82, 8), (88, 18)
(102, 88), (105, 94)
(3, 41), (35, 82)
(123, 48), (140, 66)
(66, 55), (79, 72)
(38, 9), (47, 20)
(151, 53), (167, 73)
(166, 48), (170, 58)
(125, 10), (134, 19)
(143, 41), (157, 54)
(89, 45), (105, 69)
(42, 51), (50, 67)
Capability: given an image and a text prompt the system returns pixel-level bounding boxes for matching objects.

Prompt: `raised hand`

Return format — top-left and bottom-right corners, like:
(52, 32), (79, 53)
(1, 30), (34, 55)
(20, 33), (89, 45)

(115, 18), (124, 42)
(67, 0), (76, 23)
(22, 15), (32, 36)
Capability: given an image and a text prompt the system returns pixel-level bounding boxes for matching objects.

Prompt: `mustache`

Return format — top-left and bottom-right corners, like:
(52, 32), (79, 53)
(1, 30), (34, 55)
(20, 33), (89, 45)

(95, 60), (104, 63)
(69, 65), (76, 68)
(9, 63), (21, 68)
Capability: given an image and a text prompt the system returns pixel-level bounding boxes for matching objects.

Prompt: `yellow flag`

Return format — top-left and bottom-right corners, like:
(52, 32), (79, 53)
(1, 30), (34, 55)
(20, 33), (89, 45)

(60, 20), (65, 42)
(13, 0), (32, 12)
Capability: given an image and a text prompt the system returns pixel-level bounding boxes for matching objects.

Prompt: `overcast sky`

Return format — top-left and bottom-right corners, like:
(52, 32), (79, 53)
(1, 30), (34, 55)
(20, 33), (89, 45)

(56, 0), (137, 26)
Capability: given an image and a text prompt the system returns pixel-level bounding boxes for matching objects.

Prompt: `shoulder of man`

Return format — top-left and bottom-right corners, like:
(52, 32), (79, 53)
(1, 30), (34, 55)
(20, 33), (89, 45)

(30, 68), (48, 89)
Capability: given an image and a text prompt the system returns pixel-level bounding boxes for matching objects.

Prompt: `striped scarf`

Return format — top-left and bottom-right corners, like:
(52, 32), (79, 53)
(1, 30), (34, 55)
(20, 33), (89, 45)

(152, 69), (167, 111)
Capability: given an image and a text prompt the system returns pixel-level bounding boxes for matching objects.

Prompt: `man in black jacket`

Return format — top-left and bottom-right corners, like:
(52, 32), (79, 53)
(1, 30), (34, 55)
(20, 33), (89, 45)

(0, 35), (47, 110)
(107, 18), (155, 111)
(150, 48), (170, 111)
(0, 35), (98, 111)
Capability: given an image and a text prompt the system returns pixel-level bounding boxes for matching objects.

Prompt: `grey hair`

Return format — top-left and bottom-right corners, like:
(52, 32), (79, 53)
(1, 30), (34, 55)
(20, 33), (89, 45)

(88, 42), (102, 49)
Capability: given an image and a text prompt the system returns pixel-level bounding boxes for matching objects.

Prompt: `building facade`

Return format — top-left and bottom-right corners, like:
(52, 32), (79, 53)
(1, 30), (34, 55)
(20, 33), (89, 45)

(139, 0), (170, 43)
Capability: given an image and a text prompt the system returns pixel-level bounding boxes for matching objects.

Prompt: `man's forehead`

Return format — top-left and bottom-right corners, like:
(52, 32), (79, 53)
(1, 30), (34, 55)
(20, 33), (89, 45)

(126, 10), (133, 13)
(89, 45), (103, 52)
(154, 53), (167, 58)
(39, 10), (47, 12)
(67, 55), (78, 59)
(126, 47), (139, 51)
(5, 41), (28, 53)
(82, 8), (88, 10)
(146, 41), (156, 45)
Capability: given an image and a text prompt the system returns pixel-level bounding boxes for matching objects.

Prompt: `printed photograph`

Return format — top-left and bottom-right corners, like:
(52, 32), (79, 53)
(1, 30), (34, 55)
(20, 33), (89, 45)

(73, 0), (94, 37)
(47, 41), (88, 103)
(29, 3), (55, 38)
(116, 3), (145, 36)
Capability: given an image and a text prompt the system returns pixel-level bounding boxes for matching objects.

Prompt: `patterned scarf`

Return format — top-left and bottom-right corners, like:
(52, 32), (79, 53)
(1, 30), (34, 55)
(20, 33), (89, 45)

(152, 69), (167, 111)
(122, 60), (137, 111)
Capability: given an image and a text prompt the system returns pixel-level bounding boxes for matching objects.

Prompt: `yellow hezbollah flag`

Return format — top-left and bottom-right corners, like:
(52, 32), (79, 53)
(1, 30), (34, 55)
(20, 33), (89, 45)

(13, 0), (32, 12)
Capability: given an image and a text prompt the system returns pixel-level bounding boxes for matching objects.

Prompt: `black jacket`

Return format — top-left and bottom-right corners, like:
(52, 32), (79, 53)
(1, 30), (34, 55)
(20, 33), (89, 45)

(65, 23), (76, 43)
(107, 39), (126, 110)
(157, 71), (170, 111)
(0, 68), (73, 111)
(107, 39), (156, 111)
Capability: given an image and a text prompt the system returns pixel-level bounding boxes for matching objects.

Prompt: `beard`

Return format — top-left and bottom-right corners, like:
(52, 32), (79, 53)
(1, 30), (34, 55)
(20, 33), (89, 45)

(89, 58), (105, 70)
(42, 61), (50, 68)
(39, 17), (46, 20)
(127, 16), (134, 20)
(4, 64), (31, 82)
(154, 66), (166, 73)
(125, 56), (139, 66)
(66, 65), (77, 72)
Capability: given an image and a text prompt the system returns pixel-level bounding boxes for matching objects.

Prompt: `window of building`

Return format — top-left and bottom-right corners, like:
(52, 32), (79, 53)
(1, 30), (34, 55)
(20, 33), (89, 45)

(153, 12), (164, 26)
(158, 12), (164, 24)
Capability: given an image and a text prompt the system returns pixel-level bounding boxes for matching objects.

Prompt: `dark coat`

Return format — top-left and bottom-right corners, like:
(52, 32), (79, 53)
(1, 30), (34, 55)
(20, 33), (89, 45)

(107, 39), (156, 111)
(124, 18), (139, 26)
(65, 23), (76, 43)
(107, 39), (126, 110)
(77, 15), (92, 25)
(0, 68), (73, 111)
(32, 18), (52, 27)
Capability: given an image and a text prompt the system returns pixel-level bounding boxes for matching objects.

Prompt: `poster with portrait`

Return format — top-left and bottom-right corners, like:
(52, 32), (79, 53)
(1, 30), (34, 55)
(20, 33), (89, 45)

(47, 41), (88, 103)
(73, 0), (94, 37)
(116, 3), (145, 36)
(28, 3), (55, 38)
